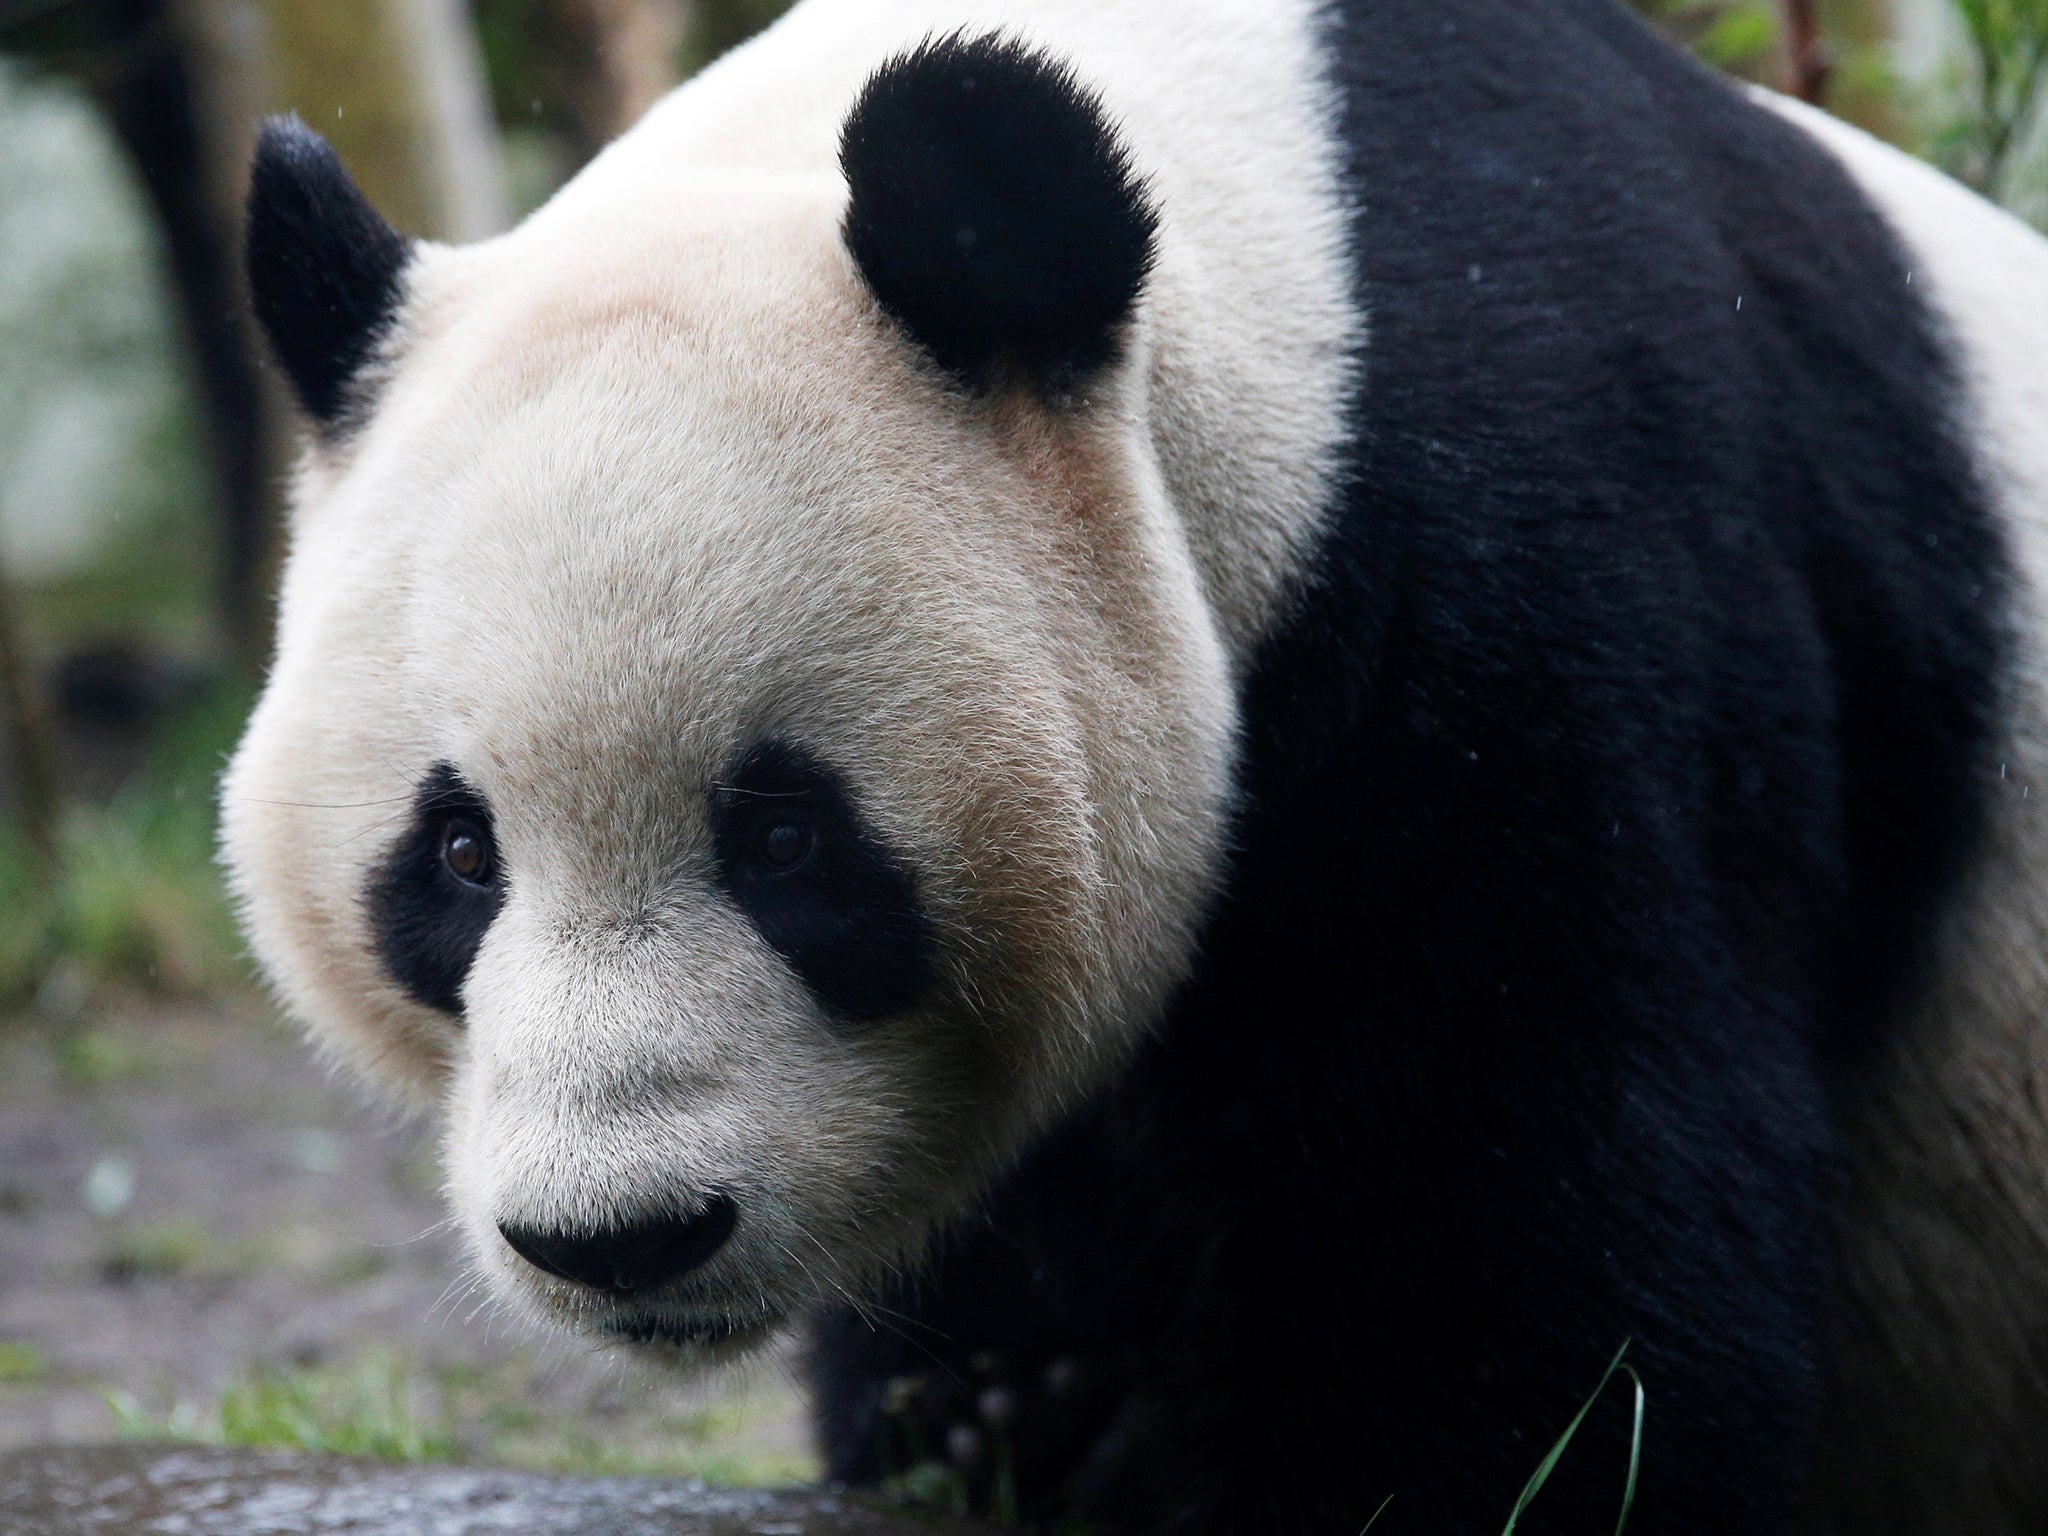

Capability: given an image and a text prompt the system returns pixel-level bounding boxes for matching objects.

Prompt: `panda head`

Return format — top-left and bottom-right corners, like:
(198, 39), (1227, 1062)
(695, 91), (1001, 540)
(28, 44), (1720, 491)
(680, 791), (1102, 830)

(222, 36), (1234, 1355)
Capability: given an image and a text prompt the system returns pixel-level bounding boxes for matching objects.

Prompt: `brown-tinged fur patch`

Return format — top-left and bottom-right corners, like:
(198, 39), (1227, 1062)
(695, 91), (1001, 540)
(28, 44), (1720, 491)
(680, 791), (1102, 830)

(1776, 98), (2048, 1531)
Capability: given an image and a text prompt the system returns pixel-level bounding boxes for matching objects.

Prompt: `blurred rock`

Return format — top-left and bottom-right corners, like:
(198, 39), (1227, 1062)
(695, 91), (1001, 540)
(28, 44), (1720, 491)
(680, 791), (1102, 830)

(0, 1444), (983, 1535)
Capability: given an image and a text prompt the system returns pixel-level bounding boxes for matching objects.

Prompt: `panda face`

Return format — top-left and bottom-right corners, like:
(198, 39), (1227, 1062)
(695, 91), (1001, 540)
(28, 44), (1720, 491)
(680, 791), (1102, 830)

(222, 144), (1236, 1350)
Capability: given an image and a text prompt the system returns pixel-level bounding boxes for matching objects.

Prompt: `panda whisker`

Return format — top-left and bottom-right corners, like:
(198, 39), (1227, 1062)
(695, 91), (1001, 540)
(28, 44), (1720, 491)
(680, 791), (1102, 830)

(236, 794), (419, 810)
(379, 757), (433, 790)
(333, 808), (424, 850)
(442, 1258), (490, 1306)
(462, 1289), (501, 1331)
(783, 1226), (875, 1319)
(771, 1235), (862, 1326)
(428, 1270), (485, 1325)
(808, 1273), (934, 1360)
(381, 1213), (461, 1249)
(708, 782), (813, 801)
(787, 1223), (940, 1348)
(318, 771), (500, 853)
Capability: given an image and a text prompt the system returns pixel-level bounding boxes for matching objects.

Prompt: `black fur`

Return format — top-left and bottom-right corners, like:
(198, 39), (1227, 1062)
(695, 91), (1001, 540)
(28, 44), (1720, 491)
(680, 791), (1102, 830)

(810, 3), (2010, 1533)
(366, 763), (504, 1017)
(245, 115), (410, 432)
(711, 740), (935, 1023)
(839, 34), (1157, 390)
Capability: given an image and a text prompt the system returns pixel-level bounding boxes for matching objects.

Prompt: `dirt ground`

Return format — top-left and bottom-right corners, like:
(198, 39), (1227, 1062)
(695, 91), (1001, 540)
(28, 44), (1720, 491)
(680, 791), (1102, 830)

(0, 990), (816, 1480)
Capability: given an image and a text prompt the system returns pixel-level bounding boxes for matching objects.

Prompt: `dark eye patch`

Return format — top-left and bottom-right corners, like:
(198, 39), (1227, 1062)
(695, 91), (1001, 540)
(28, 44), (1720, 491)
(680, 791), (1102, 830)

(366, 762), (505, 1016)
(711, 741), (935, 1024)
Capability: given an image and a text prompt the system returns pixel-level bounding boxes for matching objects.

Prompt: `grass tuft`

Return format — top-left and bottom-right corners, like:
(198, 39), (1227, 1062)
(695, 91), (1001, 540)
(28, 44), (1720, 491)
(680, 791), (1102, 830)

(96, 1221), (213, 1283)
(103, 1351), (818, 1485)
(0, 680), (250, 1005)
(108, 1352), (457, 1462)
(0, 1340), (48, 1385)
(52, 1027), (138, 1085)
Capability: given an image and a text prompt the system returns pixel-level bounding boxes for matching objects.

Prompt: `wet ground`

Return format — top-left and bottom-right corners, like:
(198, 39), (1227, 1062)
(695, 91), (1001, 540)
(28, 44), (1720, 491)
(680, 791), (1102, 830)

(0, 1444), (980, 1535)
(0, 992), (815, 1482)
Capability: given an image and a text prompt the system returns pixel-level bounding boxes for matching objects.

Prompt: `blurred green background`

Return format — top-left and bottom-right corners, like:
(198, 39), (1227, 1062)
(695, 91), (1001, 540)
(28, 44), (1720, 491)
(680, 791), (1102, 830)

(0, 0), (2042, 1489)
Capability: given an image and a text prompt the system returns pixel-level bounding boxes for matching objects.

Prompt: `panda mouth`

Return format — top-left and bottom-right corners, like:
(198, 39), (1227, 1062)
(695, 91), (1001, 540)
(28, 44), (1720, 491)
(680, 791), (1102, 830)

(604, 1311), (774, 1348)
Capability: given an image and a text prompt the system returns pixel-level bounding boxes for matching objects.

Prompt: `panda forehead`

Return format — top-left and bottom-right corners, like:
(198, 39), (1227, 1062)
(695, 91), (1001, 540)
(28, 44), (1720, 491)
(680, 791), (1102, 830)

(351, 169), (1155, 623)
(370, 361), (1070, 836)
(425, 177), (868, 373)
(396, 346), (1040, 680)
(402, 489), (970, 798)
(368, 222), (1102, 702)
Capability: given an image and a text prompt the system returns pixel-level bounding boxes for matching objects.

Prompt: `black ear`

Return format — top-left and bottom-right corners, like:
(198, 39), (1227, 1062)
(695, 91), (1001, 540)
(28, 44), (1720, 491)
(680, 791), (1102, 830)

(245, 115), (411, 433)
(839, 35), (1157, 391)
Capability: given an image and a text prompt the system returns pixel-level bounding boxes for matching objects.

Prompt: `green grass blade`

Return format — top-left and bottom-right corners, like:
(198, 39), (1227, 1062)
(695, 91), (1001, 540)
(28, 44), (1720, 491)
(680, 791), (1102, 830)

(1500, 1340), (1643, 1536)
(1611, 1363), (1644, 1536)
(1360, 1492), (1395, 1532)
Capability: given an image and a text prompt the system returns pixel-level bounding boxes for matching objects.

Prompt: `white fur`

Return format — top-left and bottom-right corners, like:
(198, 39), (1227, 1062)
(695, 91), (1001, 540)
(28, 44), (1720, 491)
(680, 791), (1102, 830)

(221, 0), (1356, 1354)
(1764, 94), (2048, 1527)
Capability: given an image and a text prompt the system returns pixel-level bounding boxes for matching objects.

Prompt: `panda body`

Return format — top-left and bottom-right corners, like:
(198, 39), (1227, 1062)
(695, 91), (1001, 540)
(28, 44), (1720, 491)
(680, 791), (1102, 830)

(220, 1), (2048, 1532)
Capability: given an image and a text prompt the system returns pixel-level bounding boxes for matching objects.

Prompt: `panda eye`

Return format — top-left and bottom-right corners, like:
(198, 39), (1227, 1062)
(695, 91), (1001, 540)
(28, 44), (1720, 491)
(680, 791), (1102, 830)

(710, 741), (934, 1023)
(440, 817), (495, 886)
(368, 764), (504, 1019)
(756, 816), (814, 872)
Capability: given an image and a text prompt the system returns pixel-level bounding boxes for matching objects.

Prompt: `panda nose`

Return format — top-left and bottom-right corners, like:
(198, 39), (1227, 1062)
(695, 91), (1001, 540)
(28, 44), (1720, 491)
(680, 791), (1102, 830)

(497, 1195), (738, 1294)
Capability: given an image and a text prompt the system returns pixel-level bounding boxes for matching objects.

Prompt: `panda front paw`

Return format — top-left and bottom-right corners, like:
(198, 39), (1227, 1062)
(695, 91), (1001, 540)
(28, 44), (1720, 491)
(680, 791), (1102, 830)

(879, 1350), (1101, 1523)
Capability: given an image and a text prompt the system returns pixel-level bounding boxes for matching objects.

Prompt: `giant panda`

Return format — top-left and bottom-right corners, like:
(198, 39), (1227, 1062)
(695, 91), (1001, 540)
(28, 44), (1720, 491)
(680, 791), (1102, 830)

(219, 0), (2048, 1531)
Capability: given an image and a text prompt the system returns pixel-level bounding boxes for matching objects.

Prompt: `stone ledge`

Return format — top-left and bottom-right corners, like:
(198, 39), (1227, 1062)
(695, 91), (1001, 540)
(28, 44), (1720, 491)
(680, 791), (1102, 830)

(0, 1443), (981, 1535)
